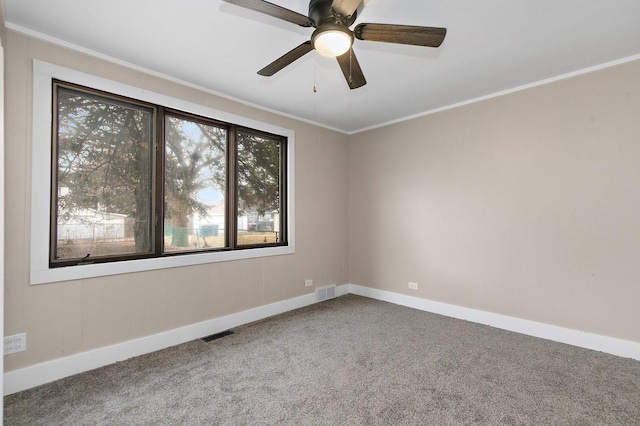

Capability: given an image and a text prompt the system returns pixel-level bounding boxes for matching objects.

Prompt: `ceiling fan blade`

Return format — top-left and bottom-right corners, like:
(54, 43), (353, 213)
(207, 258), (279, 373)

(354, 23), (447, 47)
(258, 41), (314, 76)
(331, 0), (361, 19)
(336, 49), (366, 90)
(222, 0), (313, 27)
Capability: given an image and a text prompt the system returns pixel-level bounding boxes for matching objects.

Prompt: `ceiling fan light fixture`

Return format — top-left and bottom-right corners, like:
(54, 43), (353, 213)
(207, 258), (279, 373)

(312, 25), (353, 58)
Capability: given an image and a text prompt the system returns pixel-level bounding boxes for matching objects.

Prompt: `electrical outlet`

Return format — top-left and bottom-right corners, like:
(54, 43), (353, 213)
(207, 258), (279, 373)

(4, 333), (27, 355)
(408, 282), (418, 290)
(305, 279), (314, 287)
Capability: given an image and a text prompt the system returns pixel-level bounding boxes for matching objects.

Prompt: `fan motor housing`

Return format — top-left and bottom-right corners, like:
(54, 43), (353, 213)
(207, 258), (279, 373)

(309, 0), (358, 27)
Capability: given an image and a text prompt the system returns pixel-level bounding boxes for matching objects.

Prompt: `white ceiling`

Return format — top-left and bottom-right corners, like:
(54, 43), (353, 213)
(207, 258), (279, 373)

(4, 0), (640, 133)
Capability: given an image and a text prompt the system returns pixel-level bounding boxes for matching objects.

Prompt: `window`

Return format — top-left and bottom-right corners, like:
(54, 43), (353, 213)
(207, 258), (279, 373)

(47, 78), (289, 270)
(53, 84), (155, 262)
(163, 113), (228, 252)
(236, 129), (286, 246)
(32, 62), (294, 284)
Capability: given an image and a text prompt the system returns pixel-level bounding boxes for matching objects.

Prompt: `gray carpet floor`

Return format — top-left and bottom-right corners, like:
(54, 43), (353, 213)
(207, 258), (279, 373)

(4, 294), (640, 425)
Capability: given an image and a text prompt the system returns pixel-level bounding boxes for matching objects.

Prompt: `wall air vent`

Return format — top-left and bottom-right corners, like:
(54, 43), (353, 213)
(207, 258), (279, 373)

(315, 284), (337, 302)
(201, 330), (235, 342)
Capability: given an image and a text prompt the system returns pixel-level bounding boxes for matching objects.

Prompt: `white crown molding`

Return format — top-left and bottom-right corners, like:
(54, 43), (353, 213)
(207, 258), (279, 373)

(4, 22), (347, 135)
(7, 23), (640, 136)
(349, 53), (640, 135)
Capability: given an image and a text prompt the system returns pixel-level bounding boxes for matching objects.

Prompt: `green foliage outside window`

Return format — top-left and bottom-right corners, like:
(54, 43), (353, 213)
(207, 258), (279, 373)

(52, 81), (287, 267)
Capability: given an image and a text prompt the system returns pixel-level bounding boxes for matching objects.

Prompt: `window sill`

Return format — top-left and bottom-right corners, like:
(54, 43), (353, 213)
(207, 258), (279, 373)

(31, 245), (295, 284)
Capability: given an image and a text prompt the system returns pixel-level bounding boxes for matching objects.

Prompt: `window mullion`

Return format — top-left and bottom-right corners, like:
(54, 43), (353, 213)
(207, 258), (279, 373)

(227, 126), (238, 250)
(154, 106), (166, 255)
(279, 138), (288, 244)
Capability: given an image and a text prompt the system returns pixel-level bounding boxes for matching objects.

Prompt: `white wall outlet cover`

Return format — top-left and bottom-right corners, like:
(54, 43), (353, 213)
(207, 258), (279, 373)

(4, 333), (27, 355)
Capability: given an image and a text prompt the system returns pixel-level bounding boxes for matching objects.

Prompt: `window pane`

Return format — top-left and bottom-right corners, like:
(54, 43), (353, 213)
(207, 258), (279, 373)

(54, 86), (154, 262)
(237, 131), (283, 246)
(164, 115), (227, 252)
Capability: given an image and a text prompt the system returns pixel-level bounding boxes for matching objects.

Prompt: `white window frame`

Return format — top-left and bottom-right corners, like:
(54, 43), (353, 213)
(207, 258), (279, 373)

(30, 60), (295, 285)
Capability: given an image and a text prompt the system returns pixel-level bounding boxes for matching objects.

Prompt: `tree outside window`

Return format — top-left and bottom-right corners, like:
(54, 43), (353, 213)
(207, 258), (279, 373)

(51, 81), (287, 267)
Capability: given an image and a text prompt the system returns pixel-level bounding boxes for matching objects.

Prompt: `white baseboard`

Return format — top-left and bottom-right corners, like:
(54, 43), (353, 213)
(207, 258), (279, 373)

(348, 283), (640, 361)
(3, 284), (350, 396)
(5, 282), (637, 395)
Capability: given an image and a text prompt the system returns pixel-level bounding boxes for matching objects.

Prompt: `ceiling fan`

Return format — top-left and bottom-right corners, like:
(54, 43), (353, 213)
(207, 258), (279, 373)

(222, 0), (447, 89)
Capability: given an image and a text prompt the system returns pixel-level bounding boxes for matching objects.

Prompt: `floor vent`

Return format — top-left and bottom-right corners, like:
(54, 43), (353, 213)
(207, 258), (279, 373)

(201, 330), (235, 342)
(316, 285), (337, 302)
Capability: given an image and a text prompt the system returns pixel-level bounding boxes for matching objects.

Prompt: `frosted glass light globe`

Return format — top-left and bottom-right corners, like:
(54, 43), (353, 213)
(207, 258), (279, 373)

(313, 30), (353, 57)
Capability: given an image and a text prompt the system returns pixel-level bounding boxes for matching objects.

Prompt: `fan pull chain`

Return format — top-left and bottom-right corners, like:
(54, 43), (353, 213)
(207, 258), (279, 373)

(313, 51), (317, 93)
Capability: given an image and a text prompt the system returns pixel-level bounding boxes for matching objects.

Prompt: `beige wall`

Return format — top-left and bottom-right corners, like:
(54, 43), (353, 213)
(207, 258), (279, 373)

(349, 59), (640, 343)
(5, 27), (640, 374)
(4, 30), (349, 371)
